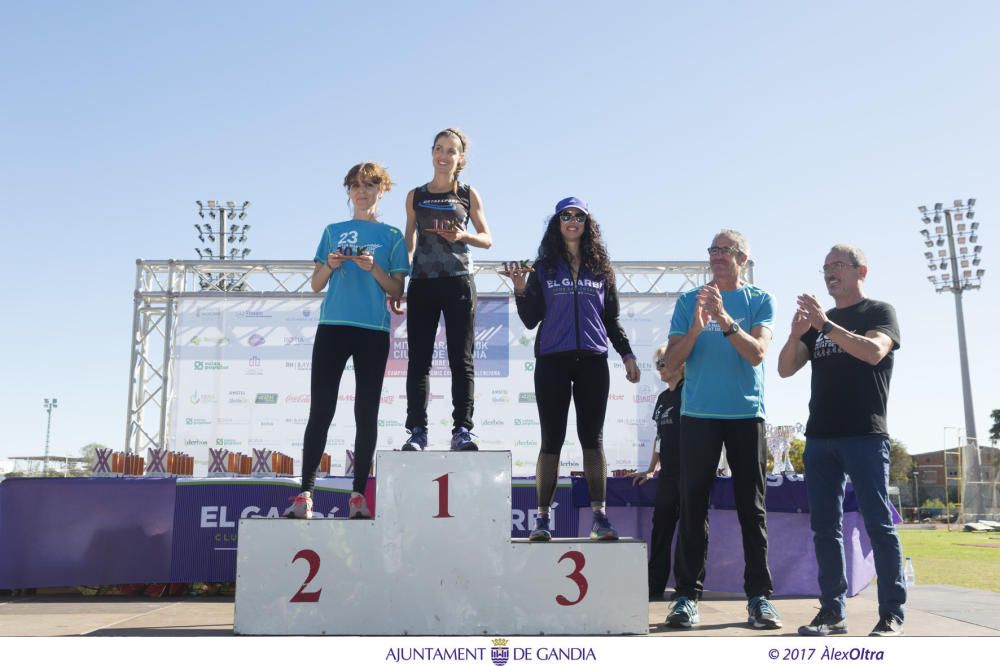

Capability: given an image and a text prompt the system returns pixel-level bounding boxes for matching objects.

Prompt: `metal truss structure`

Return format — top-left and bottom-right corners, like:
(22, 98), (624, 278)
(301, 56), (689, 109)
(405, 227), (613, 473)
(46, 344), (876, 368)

(126, 258), (740, 454)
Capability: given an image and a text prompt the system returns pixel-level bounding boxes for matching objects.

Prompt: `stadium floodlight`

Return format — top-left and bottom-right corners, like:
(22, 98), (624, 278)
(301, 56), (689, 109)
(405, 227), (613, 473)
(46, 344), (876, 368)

(42, 398), (58, 476)
(193, 199), (252, 288)
(242, 248), (251, 258)
(918, 205), (928, 213)
(915, 196), (987, 519)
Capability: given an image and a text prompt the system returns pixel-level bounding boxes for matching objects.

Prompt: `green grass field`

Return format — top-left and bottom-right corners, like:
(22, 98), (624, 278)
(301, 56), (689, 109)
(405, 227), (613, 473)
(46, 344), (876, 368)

(898, 528), (1000, 592)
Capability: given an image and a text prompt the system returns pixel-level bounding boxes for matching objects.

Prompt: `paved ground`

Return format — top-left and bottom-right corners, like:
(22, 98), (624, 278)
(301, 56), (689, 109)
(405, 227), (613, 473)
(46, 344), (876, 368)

(1, 583), (998, 637)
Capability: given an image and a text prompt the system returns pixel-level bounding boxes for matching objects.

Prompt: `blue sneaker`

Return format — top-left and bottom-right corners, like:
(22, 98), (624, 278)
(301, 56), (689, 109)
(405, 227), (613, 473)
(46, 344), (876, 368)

(665, 596), (699, 628)
(748, 595), (783, 629)
(402, 427), (427, 451)
(450, 427), (478, 451)
(589, 512), (618, 540)
(529, 515), (552, 541)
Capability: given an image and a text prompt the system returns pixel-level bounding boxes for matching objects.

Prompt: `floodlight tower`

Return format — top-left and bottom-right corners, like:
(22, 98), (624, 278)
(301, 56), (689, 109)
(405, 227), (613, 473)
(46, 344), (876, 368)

(194, 200), (252, 290)
(42, 398), (58, 475)
(917, 198), (986, 515)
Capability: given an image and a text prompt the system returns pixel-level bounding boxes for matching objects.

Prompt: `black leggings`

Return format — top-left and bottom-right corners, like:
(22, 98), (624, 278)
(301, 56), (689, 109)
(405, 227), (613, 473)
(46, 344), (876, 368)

(534, 354), (610, 454)
(405, 275), (476, 431)
(648, 433), (681, 596)
(300, 325), (389, 495)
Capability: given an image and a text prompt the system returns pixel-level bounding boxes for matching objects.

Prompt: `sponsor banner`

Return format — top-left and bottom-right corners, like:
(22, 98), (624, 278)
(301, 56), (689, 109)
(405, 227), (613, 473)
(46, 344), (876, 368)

(385, 296), (509, 377)
(170, 294), (677, 474)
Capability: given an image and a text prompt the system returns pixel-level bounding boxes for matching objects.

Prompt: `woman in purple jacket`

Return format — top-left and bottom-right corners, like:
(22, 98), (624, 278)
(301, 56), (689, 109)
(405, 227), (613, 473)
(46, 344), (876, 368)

(503, 197), (640, 541)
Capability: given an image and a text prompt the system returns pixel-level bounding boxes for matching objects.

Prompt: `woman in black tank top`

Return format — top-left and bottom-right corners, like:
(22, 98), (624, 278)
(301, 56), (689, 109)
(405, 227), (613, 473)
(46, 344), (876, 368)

(399, 128), (493, 452)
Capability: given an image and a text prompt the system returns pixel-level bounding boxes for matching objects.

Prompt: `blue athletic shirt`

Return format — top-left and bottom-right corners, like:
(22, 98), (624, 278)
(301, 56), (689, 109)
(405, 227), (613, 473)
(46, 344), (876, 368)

(313, 220), (409, 332)
(668, 284), (774, 419)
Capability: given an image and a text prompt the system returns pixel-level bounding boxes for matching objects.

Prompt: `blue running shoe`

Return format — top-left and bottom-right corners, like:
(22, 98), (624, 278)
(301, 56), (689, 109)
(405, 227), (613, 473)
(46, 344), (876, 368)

(748, 595), (783, 629)
(665, 596), (699, 628)
(402, 426), (427, 451)
(450, 427), (478, 451)
(529, 515), (552, 541)
(590, 512), (618, 540)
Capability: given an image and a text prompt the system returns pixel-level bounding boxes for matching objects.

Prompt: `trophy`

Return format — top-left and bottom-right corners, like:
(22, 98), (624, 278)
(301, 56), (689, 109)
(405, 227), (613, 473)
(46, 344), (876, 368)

(498, 259), (534, 274)
(765, 424), (801, 474)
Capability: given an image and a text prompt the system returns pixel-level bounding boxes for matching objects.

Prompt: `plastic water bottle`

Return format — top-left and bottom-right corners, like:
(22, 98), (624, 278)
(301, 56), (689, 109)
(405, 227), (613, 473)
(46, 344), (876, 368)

(904, 557), (916, 587)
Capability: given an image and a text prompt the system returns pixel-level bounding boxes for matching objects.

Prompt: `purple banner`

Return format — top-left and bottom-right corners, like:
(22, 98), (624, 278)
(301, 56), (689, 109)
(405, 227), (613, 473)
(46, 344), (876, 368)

(511, 480), (574, 538)
(0, 477), (175, 589)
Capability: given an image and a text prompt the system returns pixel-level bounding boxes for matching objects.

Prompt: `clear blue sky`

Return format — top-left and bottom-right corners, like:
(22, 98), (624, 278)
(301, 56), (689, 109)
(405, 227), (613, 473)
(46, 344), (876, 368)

(1, 1), (997, 461)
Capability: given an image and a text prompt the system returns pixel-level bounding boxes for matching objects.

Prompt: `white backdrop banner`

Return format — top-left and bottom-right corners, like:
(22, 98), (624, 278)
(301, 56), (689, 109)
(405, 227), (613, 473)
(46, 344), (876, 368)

(170, 294), (676, 475)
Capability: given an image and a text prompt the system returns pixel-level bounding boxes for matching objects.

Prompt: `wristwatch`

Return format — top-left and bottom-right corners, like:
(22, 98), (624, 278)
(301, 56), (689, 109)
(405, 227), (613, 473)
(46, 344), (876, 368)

(723, 321), (740, 337)
(821, 321), (834, 335)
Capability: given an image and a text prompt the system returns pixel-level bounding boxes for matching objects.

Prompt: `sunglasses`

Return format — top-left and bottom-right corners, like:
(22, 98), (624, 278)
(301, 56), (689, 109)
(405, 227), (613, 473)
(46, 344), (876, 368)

(655, 360), (667, 369)
(559, 211), (587, 223)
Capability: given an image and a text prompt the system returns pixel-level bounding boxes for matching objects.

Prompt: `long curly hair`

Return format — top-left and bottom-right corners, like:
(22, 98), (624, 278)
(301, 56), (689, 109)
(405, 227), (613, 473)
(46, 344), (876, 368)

(535, 211), (615, 282)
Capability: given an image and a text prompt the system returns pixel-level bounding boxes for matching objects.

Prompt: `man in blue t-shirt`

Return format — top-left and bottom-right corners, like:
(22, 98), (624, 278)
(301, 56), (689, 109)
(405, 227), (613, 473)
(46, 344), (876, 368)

(662, 229), (781, 630)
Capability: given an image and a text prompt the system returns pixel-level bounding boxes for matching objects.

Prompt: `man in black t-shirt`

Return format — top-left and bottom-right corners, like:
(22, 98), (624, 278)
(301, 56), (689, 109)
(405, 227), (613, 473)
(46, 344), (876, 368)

(778, 244), (906, 638)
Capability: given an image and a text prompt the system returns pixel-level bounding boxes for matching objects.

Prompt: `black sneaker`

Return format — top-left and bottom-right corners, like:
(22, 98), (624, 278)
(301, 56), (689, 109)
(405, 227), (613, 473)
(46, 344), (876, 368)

(869, 614), (903, 637)
(665, 596), (699, 628)
(747, 595), (783, 629)
(798, 608), (848, 636)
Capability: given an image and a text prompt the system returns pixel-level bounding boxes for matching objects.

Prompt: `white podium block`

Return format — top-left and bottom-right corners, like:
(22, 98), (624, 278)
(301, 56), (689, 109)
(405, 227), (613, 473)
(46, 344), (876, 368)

(235, 451), (647, 636)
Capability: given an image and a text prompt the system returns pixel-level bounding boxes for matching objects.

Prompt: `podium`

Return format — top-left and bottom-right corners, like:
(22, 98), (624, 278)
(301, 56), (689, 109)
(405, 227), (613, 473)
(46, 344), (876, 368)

(234, 451), (647, 635)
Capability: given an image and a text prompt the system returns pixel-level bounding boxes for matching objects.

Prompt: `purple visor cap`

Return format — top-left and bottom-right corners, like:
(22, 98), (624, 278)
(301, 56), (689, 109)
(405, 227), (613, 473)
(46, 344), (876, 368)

(554, 196), (589, 216)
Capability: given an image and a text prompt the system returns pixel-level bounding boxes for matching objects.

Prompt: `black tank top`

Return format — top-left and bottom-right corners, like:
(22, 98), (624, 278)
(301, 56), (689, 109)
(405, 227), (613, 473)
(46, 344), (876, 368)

(411, 183), (472, 279)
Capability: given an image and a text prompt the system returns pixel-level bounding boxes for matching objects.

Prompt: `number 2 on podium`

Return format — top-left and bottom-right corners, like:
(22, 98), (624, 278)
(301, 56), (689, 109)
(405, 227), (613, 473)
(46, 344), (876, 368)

(290, 549), (322, 603)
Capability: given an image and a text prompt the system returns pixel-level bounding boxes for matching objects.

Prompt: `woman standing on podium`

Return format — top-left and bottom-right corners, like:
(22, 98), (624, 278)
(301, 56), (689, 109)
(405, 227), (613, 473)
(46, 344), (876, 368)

(284, 162), (410, 520)
(400, 128), (493, 452)
(503, 196), (640, 541)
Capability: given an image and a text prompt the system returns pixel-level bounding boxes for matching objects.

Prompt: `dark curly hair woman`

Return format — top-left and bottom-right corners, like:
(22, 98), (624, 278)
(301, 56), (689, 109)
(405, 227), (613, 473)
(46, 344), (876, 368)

(502, 196), (640, 541)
